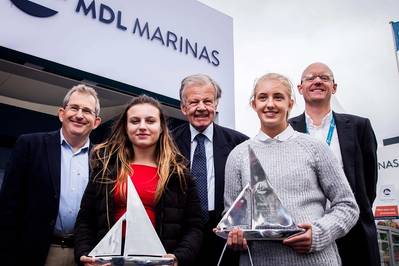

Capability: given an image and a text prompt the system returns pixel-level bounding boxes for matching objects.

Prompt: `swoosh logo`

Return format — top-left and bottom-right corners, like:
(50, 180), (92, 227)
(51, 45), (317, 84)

(10, 0), (58, 18)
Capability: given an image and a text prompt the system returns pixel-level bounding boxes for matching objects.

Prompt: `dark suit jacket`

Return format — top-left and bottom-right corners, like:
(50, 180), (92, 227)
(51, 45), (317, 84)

(0, 130), (65, 265)
(172, 123), (248, 221)
(289, 112), (380, 266)
(172, 122), (248, 265)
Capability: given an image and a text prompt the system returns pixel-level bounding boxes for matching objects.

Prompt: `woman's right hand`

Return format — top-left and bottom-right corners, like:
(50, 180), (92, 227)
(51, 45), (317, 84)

(80, 255), (111, 266)
(227, 228), (248, 251)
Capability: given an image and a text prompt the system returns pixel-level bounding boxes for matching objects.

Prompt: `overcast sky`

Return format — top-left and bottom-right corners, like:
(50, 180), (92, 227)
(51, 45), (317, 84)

(198, 0), (399, 143)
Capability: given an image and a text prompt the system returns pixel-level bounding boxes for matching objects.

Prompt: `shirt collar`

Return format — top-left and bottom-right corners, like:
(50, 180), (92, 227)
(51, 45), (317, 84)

(305, 110), (333, 129)
(189, 123), (213, 143)
(60, 130), (90, 152)
(254, 124), (296, 143)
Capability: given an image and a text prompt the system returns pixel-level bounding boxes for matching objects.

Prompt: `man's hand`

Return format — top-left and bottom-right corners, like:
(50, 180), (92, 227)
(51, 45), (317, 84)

(164, 253), (178, 266)
(282, 223), (312, 254)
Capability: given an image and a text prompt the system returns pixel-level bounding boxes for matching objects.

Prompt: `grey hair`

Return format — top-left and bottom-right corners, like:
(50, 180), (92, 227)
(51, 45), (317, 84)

(179, 74), (222, 104)
(250, 73), (295, 103)
(62, 84), (100, 116)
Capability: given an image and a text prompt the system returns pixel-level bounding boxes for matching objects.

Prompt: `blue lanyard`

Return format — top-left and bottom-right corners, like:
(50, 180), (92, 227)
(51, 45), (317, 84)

(305, 116), (336, 146)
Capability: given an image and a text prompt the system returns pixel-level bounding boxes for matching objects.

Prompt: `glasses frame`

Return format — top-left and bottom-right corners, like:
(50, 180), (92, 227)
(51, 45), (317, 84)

(302, 74), (334, 83)
(65, 104), (97, 117)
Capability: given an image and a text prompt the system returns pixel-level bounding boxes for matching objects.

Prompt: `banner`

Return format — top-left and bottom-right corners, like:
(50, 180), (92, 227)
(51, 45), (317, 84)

(391, 21), (399, 51)
(373, 143), (399, 219)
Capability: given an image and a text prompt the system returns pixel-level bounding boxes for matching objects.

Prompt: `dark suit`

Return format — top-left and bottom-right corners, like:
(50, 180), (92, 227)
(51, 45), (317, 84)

(289, 112), (380, 266)
(0, 130), (78, 266)
(172, 122), (248, 266)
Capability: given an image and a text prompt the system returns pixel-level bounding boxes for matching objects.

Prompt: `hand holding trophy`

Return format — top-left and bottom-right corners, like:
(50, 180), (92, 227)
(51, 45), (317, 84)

(214, 146), (304, 265)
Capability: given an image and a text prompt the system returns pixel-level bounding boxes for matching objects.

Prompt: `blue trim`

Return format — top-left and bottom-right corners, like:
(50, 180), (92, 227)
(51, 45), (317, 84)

(0, 46), (180, 108)
(10, 0), (58, 18)
(391, 21), (399, 52)
(305, 115), (336, 146)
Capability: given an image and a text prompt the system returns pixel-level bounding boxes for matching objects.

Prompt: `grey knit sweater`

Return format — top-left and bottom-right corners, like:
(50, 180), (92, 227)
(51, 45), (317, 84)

(224, 132), (359, 266)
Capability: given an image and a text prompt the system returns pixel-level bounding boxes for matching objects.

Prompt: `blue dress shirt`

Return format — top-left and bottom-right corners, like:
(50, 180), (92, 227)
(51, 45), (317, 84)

(54, 131), (89, 235)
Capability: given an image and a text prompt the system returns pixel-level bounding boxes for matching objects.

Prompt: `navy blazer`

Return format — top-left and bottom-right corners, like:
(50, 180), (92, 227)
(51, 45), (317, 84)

(172, 122), (248, 266)
(172, 123), (248, 221)
(289, 112), (380, 266)
(0, 130), (89, 266)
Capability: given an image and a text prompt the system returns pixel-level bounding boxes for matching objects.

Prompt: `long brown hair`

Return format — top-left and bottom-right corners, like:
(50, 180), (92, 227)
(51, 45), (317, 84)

(91, 94), (187, 202)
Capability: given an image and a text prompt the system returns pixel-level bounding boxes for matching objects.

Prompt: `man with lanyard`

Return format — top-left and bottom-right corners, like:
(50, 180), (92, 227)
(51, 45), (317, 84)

(289, 62), (380, 266)
(0, 84), (101, 266)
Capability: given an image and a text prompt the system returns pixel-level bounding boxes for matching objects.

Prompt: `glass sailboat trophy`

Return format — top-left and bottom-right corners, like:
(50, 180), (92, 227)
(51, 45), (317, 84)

(88, 177), (174, 265)
(215, 146), (304, 240)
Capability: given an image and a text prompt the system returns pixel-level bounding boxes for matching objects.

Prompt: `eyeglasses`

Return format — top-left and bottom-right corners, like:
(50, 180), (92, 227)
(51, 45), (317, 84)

(302, 74), (333, 82)
(65, 104), (96, 117)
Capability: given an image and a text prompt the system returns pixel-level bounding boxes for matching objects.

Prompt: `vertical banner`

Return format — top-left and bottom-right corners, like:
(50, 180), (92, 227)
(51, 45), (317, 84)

(373, 143), (399, 219)
(391, 21), (399, 50)
(390, 21), (399, 72)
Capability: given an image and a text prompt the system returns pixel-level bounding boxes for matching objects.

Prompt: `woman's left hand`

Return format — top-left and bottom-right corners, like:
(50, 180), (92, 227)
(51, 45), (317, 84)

(282, 223), (312, 254)
(163, 253), (178, 266)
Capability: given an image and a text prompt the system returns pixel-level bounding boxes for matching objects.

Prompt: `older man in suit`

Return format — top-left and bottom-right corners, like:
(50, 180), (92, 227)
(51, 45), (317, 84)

(289, 62), (380, 266)
(0, 84), (101, 266)
(172, 74), (248, 266)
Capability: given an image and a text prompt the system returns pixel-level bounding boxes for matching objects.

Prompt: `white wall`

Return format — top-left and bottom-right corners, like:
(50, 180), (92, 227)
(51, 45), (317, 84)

(199, 0), (399, 142)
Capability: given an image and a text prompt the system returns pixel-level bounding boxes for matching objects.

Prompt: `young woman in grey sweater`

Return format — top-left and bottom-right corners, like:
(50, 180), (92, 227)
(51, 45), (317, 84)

(224, 73), (359, 266)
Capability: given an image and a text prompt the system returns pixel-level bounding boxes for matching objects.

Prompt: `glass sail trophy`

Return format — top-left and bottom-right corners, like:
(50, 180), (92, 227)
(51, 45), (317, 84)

(88, 178), (174, 266)
(215, 146), (304, 240)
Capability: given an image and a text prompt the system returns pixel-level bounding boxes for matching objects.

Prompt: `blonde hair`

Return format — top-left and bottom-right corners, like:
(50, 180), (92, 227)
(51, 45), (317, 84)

(250, 73), (295, 119)
(91, 94), (187, 202)
(250, 73), (294, 103)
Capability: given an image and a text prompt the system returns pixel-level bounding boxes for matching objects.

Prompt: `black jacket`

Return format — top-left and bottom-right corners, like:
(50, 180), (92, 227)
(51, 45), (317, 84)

(0, 131), (65, 266)
(74, 160), (203, 266)
(172, 123), (249, 222)
(172, 122), (248, 266)
(289, 112), (380, 266)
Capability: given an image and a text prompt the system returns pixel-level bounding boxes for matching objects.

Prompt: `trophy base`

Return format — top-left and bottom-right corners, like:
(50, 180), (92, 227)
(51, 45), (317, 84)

(94, 256), (174, 266)
(214, 228), (305, 240)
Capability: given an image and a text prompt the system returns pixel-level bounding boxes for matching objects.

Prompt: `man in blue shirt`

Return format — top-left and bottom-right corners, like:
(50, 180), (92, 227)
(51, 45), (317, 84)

(0, 84), (101, 266)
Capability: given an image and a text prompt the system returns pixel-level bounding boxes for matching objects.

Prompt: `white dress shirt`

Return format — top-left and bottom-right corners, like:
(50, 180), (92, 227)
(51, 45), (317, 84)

(189, 124), (215, 211)
(305, 111), (343, 168)
(254, 124), (298, 143)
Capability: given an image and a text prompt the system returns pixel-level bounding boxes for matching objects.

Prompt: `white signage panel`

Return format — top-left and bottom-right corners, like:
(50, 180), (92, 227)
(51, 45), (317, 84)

(374, 144), (399, 219)
(0, 0), (235, 127)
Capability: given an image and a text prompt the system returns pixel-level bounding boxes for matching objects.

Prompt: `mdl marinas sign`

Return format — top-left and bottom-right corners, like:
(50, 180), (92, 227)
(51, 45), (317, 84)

(74, 0), (221, 67)
(0, 0), (235, 127)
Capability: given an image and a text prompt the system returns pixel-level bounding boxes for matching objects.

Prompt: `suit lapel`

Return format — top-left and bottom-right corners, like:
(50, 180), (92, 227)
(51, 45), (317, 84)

(289, 113), (306, 133)
(212, 124), (230, 215)
(334, 112), (356, 189)
(290, 112), (356, 189)
(179, 123), (228, 216)
(179, 124), (191, 162)
(46, 131), (61, 197)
